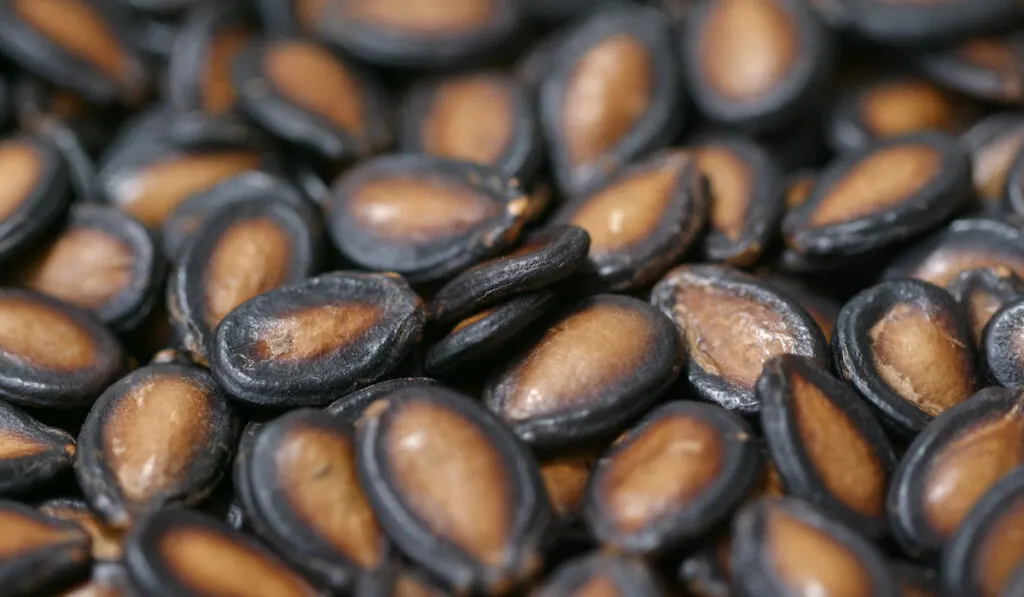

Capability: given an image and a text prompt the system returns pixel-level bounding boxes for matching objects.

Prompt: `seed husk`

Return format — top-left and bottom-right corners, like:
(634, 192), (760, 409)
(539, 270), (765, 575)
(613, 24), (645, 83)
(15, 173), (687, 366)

(232, 38), (392, 163)
(0, 399), (74, 497)
(946, 267), (1024, 348)
(982, 298), (1024, 387)
(37, 498), (124, 562)
(209, 272), (425, 408)
(0, 498), (91, 597)
(400, 71), (541, 184)
(241, 408), (390, 592)
(584, 400), (761, 554)
(326, 154), (531, 283)
(124, 508), (320, 597)
(731, 497), (897, 597)
(757, 355), (896, 538)
(167, 197), (321, 364)
(915, 32), (1024, 105)
(485, 294), (683, 447)
(888, 386), (1024, 557)
(551, 151), (708, 292)
(941, 466), (1024, 597)
(0, 288), (125, 409)
(0, 0), (148, 105)
(356, 386), (552, 594)
(539, 4), (683, 195)
(651, 264), (829, 414)
(533, 552), (665, 597)
(325, 377), (444, 423)
(834, 279), (979, 436)
(783, 132), (971, 260)
(681, 0), (831, 132)
(75, 362), (239, 529)
(426, 291), (560, 378)
(429, 224), (590, 325)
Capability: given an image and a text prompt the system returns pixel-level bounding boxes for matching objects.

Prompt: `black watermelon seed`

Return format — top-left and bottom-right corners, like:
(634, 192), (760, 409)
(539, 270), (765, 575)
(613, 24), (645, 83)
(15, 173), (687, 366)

(887, 386), (1024, 558)
(325, 377), (444, 423)
(915, 32), (1024, 105)
(983, 298), (1024, 386)
(38, 498), (124, 562)
(534, 552), (664, 597)
(584, 400), (761, 554)
(0, 399), (75, 496)
(651, 264), (828, 414)
(833, 279), (979, 436)
(946, 267), (1024, 348)
(0, 498), (91, 597)
(210, 272), (425, 408)
(0, 133), (69, 263)
(75, 363), (239, 529)
(485, 294), (683, 448)
(960, 113), (1024, 209)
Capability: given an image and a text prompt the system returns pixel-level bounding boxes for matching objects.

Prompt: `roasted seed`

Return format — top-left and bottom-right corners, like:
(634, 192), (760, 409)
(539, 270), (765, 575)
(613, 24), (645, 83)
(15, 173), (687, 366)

(884, 217), (1024, 286)
(209, 272), (425, 408)
(915, 32), (1024, 105)
(533, 552), (665, 597)
(326, 155), (530, 283)
(485, 294), (683, 447)
(0, 498), (91, 597)
(0, 399), (74, 496)
(584, 400), (761, 554)
(551, 151), (708, 291)
(539, 450), (598, 522)
(758, 355), (896, 538)
(0, 134), (69, 262)
(651, 265), (829, 413)
(834, 279), (979, 435)
(356, 386), (552, 594)
(75, 363), (239, 529)
(983, 298), (1024, 387)
(38, 498), (124, 562)
(124, 508), (320, 597)
(960, 113), (1024, 208)
(539, 4), (683, 195)
(946, 267), (1024, 348)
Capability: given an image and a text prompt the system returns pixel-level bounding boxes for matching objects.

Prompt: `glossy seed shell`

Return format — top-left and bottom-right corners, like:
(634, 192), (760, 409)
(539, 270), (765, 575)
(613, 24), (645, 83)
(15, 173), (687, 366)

(485, 294), (683, 447)
(75, 363), (238, 529)
(0, 399), (74, 496)
(210, 272), (425, 408)
(584, 400), (761, 554)
(356, 386), (551, 594)
(888, 387), (1024, 557)
(651, 264), (829, 414)
(325, 377), (443, 423)
(0, 499), (91, 597)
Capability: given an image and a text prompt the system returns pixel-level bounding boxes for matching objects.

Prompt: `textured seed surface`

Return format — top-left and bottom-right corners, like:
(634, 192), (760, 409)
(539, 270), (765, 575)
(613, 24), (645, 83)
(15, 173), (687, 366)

(0, 296), (94, 370)
(384, 400), (510, 566)
(562, 34), (652, 165)
(264, 41), (364, 133)
(255, 304), (383, 361)
(421, 77), (512, 164)
(12, 0), (129, 82)
(700, 0), (796, 100)
(599, 415), (722, 532)
(351, 177), (497, 241)
(868, 303), (973, 416)
(22, 229), (133, 310)
(0, 140), (41, 222)
(808, 144), (941, 227)
(344, 0), (494, 33)
(767, 508), (872, 596)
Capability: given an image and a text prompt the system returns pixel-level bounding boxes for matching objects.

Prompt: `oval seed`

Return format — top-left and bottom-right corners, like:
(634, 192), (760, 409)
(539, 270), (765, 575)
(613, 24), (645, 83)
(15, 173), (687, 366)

(885, 217), (1024, 286)
(327, 155), (530, 283)
(0, 499), (91, 597)
(356, 386), (551, 594)
(124, 508), (319, 597)
(167, 3), (254, 115)
(400, 71), (540, 183)
(241, 409), (388, 592)
(485, 294), (682, 447)
(947, 267), (1024, 348)
(38, 499), (124, 562)
(326, 377), (444, 423)
(552, 151), (708, 292)
(0, 288), (125, 409)
(916, 33), (1024, 105)
(75, 363), (239, 529)
(429, 225), (590, 325)
(983, 299), (1024, 387)
(233, 38), (391, 163)
(757, 355), (896, 538)
(11, 204), (162, 331)
(426, 291), (559, 378)
(731, 498), (897, 597)
(539, 5), (683, 195)
(961, 113), (1024, 207)
(167, 198), (320, 364)
(534, 552), (664, 597)
(826, 76), (966, 153)
(210, 272), (425, 408)
(834, 279), (980, 435)
(692, 135), (785, 266)
(681, 0), (830, 132)
(584, 401), (761, 554)
(315, 0), (521, 68)
(0, 134), (69, 262)
(783, 132), (971, 260)
(651, 265), (829, 413)
(888, 387), (1024, 557)
(942, 466), (1024, 597)
(0, 0), (148, 105)
(0, 399), (74, 496)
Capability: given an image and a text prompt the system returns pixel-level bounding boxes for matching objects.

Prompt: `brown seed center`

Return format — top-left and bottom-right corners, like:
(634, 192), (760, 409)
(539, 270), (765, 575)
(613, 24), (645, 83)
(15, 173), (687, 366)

(263, 41), (365, 134)
(0, 140), (42, 223)
(767, 508), (873, 596)
(0, 297), (95, 371)
(22, 228), (134, 311)
(421, 76), (512, 165)
(254, 303), (383, 362)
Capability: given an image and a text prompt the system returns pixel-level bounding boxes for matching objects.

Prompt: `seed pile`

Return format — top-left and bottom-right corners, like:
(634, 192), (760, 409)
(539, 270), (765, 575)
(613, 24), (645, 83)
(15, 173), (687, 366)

(2, 0), (1024, 596)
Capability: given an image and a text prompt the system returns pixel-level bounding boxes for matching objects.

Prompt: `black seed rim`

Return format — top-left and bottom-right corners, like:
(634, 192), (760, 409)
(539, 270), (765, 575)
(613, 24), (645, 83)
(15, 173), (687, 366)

(325, 377), (443, 422)
(0, 134), (69, 261)
(0, 498), (91, 597)
(983, 298), (1024, 387)
(0, 398), (74, 496)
